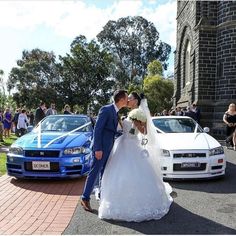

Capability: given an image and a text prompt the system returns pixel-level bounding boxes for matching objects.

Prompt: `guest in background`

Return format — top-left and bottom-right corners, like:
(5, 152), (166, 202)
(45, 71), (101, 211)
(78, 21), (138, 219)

(35, 102), (46, 125)
(175, 107), (183, 116)
(0, 110), (4, 142)
(223, 103), (236, 150)
(17, 109), (29, 137)
(64, 104), (72, 114)
(3, 108), (12, 138)
(28, 111), (34, 126)
(184, 106), (197, 120)
(46, 103), (57, 116)
(13, 108), (21, 137)
(192, 103), (201, 124)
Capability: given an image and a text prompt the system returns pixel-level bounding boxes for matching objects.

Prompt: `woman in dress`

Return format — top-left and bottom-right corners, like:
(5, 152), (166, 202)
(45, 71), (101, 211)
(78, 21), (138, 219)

(3, 108), (12, 138)
(98, 92), (173, 222)
(223, 103), (236, 150)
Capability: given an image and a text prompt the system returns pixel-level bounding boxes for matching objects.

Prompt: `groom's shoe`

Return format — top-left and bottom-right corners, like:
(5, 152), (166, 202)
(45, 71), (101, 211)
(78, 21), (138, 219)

(81, 199), (93, 212)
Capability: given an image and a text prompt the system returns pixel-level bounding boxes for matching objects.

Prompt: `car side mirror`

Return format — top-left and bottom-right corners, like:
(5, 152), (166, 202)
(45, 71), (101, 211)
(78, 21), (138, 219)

(203, 127), (210, 133)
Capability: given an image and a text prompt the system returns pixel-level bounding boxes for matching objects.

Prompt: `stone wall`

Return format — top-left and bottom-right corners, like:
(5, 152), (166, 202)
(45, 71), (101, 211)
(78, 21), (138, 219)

(174, 1), (236, 139)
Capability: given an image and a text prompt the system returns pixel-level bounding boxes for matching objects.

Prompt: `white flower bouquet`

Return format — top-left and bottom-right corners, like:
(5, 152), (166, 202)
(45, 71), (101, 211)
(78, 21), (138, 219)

(128, 108), (147, 123)
(128, 108), (147, 135)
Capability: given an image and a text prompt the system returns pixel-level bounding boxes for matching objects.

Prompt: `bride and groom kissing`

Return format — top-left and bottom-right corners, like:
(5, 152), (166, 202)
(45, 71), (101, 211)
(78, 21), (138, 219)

(81, 89), (173, 222)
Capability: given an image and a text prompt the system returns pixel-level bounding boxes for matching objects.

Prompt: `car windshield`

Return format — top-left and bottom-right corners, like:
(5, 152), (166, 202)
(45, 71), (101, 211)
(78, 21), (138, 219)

(38, 116), (92, 132)
(152, 118), (203, 133)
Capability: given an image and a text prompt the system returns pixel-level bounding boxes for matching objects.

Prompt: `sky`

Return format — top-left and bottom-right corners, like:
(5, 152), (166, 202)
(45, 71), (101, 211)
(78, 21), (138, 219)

(0, 0), (177, 85)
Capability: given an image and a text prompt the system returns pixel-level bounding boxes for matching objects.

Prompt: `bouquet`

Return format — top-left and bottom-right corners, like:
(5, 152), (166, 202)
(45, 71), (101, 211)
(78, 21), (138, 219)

(128, 108), (147, 135)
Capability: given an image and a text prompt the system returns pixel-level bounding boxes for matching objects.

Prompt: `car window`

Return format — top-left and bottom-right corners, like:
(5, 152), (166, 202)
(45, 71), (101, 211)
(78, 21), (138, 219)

(152, 118), (203, 133)
(39, 116), (92, 132)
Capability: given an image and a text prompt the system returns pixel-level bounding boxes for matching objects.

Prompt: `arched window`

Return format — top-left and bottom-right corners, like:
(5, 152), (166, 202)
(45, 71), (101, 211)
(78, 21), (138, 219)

(184, 40), (191, 87)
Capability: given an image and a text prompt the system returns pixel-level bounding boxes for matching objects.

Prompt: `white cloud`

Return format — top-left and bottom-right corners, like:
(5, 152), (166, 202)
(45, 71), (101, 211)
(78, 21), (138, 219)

(0, 0), (176, 77)
(0, 0), (176, 44)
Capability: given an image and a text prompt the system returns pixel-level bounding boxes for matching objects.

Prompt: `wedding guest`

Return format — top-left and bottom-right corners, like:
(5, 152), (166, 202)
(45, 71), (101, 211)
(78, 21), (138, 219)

(63, 104), (72, 114)
(3, 107), (12, 138)
(17, 109), (29, 137)
(35, 102), (46, 125)
(0, 110), (4, 142)
(185, 106), (196, 120)
(192, 103), (201, 124)
(223, 103), (236, 150)
(28, 111), (34, 126)
(13, 108), (21, 137)
(46, 103), (57, 116)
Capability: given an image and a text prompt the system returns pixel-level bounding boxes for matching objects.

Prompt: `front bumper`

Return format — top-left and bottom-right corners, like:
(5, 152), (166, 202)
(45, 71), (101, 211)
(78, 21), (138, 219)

(6, 153), (92, 179)
(160, 153), (226, 180)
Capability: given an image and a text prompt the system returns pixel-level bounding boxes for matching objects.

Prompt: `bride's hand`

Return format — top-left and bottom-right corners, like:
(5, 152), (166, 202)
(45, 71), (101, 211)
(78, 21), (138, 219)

(95, 151), (103, 160)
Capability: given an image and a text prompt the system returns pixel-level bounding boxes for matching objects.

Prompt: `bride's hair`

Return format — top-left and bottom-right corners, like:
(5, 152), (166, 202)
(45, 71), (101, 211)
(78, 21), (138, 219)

(130, 91), (141, 106)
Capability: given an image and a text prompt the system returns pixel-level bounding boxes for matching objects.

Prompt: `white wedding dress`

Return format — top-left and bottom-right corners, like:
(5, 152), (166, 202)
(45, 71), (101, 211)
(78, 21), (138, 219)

(98, 113), (173, 222)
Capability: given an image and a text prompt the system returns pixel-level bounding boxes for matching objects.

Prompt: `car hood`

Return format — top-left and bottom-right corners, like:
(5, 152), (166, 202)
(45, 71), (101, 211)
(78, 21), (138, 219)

(156, 133), (221, 150)
(12, 131), (92, 149)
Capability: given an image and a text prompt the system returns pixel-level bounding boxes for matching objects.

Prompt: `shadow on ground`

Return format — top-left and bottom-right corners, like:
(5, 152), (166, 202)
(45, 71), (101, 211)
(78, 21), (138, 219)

(64, 200), (236, 235)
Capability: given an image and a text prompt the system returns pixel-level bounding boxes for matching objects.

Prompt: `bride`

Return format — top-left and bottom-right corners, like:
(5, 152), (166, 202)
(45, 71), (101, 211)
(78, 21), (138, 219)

(98, 92), (173, 222)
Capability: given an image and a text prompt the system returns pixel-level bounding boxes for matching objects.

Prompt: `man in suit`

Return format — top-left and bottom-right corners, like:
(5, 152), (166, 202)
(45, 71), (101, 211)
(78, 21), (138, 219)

(46, 103), (57, 116)
(34, 102), (46, 125)
(81, 89), (128, 212)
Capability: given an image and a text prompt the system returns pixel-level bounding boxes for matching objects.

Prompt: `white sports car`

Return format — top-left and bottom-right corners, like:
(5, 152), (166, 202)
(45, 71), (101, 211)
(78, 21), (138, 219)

(152, 116), (226, 179)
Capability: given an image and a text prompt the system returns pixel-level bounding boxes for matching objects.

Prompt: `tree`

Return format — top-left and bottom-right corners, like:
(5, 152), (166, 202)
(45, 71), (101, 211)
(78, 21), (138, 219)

(7, 49), (60, 109)
(143, 61), (173, 114)
(58, 35), (116, 114)
(97, 16), (171, 87)
(0, 69), (6, 109)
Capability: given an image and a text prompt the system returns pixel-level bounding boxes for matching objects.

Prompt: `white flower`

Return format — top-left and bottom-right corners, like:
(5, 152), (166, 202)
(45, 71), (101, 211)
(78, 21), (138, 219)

(128, 108), (147, 123)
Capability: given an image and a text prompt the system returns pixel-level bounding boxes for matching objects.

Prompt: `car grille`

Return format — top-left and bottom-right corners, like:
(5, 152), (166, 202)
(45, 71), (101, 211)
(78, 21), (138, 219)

(24, 162), (59, 172)
(173, 163), (207, 171)
(25, 150), (60, 158)
(173, 153), (206, 158)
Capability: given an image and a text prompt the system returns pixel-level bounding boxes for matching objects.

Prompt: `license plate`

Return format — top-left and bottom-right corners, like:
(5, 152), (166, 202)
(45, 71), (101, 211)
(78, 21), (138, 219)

(32, 161), (50, 170)
(181, 162), (200, 168)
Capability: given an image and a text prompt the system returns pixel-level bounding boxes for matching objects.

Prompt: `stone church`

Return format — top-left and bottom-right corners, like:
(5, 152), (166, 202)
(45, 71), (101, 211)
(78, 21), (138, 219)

(173, 1), (236, 138)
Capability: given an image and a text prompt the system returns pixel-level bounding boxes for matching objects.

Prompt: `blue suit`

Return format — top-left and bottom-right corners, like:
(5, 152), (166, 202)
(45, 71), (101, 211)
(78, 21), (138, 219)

(82, 104), (118, 200)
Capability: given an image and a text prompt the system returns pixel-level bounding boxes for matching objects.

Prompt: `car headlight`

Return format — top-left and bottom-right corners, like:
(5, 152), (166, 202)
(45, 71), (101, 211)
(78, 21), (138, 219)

(9, 146), (24, 155)
(209, 146), (224, 156)
(161, 149), (170, 157)
(64, 147), (88, 155)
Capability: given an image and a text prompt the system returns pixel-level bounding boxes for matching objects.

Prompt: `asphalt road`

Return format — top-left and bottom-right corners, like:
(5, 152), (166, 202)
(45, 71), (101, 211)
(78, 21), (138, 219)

(64, 147), (236, 235)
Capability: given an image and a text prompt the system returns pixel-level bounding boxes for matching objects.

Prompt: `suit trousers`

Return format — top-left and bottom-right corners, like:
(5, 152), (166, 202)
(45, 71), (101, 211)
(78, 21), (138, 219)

(81, 150), (111, 201)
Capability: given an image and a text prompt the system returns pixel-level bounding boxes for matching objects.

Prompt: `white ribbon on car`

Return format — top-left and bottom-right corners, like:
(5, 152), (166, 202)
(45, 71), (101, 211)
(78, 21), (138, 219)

(36, 121), (92, 148)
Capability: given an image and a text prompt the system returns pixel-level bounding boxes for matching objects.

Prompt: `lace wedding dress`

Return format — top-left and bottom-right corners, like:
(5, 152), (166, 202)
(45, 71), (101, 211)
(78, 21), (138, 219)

(98, 113), (173, 222)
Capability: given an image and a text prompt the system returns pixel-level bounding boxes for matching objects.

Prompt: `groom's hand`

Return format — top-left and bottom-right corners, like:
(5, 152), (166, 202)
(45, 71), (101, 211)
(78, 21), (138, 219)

(95, 151), (103, 160)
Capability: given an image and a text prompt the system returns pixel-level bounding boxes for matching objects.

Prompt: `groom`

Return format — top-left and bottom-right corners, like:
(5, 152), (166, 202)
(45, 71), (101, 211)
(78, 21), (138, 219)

(81, 89), (128, 212)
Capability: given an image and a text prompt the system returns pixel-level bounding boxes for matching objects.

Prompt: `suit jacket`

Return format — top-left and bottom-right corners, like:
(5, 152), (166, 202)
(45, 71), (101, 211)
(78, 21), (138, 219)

(93, 104), (118, 154)
(46, 108), (57, 116)
(35, 107), (45, 125)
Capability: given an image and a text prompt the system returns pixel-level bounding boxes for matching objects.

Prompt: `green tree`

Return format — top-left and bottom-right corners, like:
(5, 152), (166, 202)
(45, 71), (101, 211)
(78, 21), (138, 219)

(7, 49), (60, 109)
(0, 70), (6, 109)
(147, 60), (163, 76)
(143, 61), (173, 114)
(58, 35), (115, 114)
(97, 16), (171, 87)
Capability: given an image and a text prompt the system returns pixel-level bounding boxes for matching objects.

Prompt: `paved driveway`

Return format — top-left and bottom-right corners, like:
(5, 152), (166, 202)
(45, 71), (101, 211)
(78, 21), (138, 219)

(0, 148), (236, 235)
(64, 147), (236, 235)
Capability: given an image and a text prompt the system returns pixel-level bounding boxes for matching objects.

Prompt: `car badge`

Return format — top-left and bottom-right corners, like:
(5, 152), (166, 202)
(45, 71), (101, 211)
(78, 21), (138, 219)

(40, 152), (44, 156)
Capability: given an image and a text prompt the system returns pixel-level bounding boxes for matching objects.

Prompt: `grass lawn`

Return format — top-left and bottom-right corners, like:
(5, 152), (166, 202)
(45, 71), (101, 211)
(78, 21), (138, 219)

(0, 153), (7, 176)
(0, 134), (18, 176)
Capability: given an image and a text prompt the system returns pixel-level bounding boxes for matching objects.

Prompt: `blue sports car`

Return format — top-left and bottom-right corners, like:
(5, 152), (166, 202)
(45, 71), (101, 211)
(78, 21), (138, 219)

(6, 115), (94, 179)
